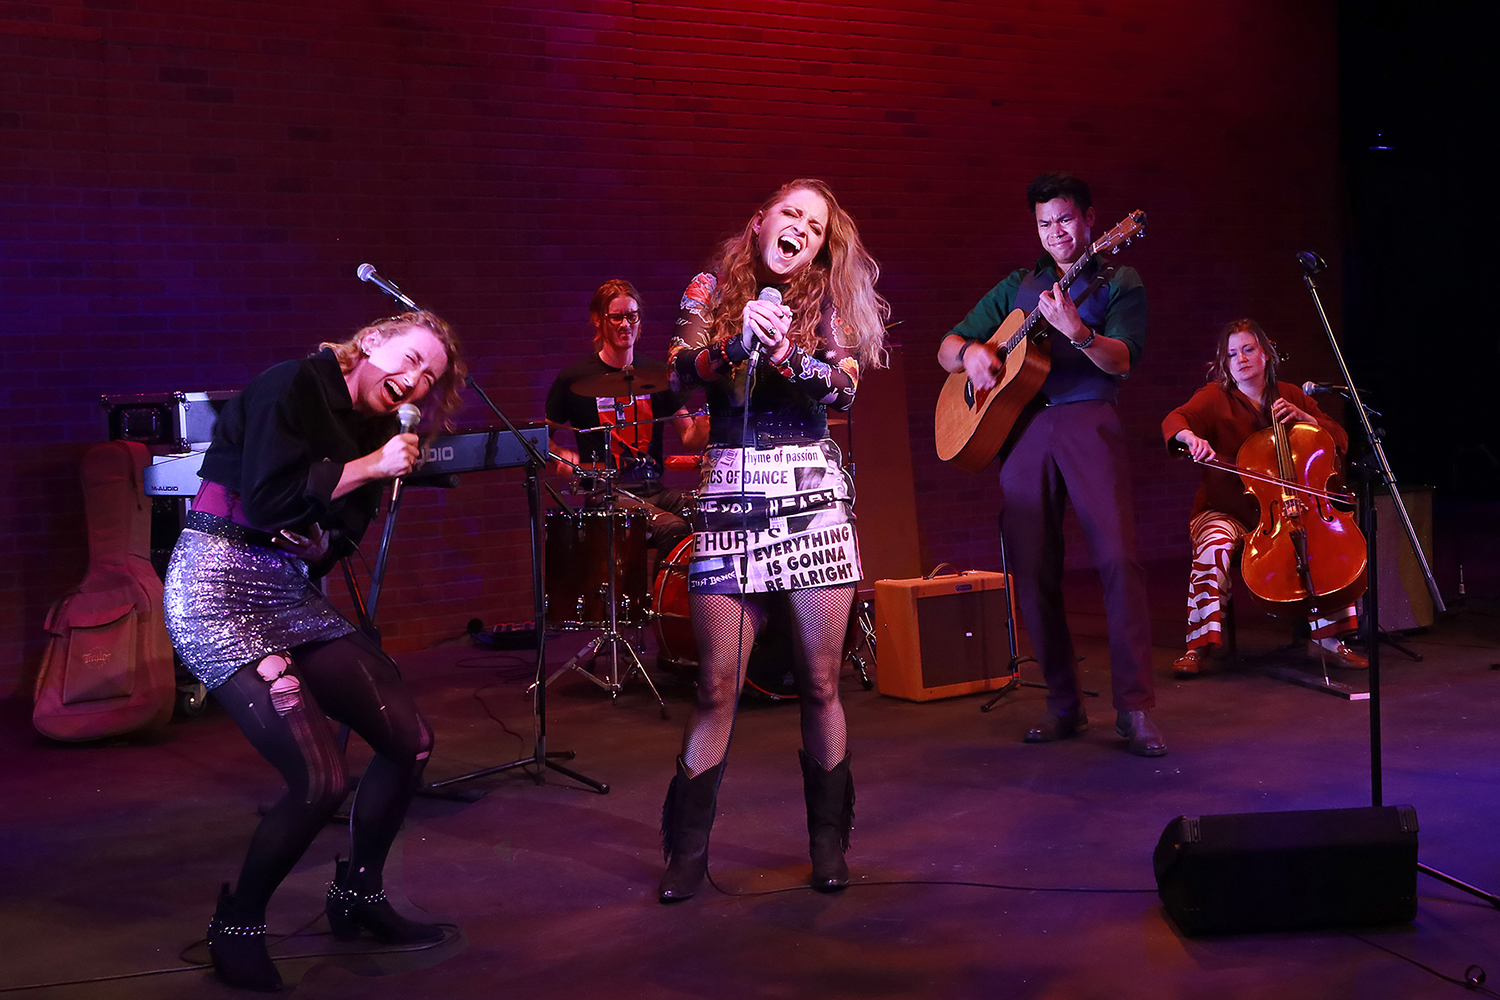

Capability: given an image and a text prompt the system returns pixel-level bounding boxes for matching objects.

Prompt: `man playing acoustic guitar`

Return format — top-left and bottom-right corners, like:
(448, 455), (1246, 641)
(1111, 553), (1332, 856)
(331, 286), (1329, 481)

(936, 171), (1163, 756)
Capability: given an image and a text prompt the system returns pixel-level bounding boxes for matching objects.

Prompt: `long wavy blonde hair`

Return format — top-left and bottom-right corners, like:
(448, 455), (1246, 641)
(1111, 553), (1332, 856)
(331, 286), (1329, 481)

(705, 179), (888, 369)
(321, 310), (466, 428)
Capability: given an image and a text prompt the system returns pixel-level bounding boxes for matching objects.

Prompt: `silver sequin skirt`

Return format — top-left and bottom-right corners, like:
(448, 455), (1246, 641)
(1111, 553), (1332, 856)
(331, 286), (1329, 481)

(164, 528), (353, 690)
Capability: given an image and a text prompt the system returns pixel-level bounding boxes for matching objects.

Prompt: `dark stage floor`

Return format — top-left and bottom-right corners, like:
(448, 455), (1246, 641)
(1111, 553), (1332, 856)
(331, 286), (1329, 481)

(4, 556), (1499, 999)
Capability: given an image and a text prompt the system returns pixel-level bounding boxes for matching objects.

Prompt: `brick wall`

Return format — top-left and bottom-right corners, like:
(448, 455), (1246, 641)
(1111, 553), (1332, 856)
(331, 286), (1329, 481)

(1, 0), (1344, 694)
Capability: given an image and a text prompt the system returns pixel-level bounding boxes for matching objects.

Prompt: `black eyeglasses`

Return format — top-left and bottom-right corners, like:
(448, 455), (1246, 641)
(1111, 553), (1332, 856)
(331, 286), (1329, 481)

(605, 311), (641, 324)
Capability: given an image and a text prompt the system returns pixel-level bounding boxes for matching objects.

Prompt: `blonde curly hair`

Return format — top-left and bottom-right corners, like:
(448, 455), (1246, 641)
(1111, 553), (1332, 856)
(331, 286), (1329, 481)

(321, 310), (466, 428)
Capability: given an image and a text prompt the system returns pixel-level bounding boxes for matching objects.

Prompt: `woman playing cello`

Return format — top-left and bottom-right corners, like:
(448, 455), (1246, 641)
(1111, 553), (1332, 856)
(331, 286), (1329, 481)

(1162, 318), (1365, 677)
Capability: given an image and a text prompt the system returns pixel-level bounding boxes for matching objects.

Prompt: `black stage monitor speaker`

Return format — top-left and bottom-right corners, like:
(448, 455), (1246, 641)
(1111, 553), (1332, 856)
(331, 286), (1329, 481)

(1154, 805), (1419, 936)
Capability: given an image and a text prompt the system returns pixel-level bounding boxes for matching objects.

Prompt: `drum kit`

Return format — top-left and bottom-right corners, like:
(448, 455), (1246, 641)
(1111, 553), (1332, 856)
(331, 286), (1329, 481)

(540, 361), (875, 712)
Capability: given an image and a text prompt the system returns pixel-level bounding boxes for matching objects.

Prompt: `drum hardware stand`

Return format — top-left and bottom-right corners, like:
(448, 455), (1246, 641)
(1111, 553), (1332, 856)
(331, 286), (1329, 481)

(832, 400), (873, 690)
(844, 594), (876, 689)
(1296, 251), (1495, 908)
(534, 471), (671, 719)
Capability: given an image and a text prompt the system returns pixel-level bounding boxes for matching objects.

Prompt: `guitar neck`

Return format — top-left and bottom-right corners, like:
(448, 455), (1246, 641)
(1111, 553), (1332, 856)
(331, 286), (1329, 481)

(1005, 250), (1099, 351)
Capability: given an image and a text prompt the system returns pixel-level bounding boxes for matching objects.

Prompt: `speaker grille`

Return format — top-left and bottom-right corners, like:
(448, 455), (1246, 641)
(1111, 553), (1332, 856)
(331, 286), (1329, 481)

(915, 586), (1009, 688)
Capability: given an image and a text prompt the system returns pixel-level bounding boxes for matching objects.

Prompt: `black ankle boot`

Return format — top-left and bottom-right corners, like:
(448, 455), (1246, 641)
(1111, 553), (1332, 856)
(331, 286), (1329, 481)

(326, 858), (444, 944)
(799, 750), (853, 892)
(207, 882), (282, 992)
(658, 756), (724, 903)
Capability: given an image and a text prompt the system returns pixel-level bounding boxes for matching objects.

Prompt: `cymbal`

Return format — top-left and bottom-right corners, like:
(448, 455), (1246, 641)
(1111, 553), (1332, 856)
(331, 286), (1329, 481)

(572, 363), (671, 398)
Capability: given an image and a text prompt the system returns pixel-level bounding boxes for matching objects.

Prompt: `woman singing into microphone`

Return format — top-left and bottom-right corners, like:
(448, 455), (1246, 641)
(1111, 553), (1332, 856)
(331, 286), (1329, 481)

(657, 178), (888, 901)
(164, 311), (463, 991)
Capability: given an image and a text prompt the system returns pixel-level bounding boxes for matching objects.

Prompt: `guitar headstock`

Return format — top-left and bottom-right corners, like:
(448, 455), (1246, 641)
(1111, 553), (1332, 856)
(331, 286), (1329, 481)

(1092, 209), (1147, 257)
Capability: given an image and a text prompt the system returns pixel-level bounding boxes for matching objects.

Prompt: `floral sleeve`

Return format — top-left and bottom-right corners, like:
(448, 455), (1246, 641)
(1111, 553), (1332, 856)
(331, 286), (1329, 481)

(765, 306), (859, 412)
(669, 272), (737, 389)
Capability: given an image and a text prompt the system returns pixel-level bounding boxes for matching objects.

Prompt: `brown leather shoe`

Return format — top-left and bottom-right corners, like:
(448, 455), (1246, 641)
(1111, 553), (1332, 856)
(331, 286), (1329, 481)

(1115, 710), (1168, 757)
(1311, 639), (1368, 669)
(1172, 648), (1207, 678)
(1024, 708), (1088, 743)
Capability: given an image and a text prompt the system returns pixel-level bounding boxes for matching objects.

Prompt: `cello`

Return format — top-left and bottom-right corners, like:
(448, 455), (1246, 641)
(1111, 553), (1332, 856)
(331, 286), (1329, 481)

(1229, 391), (1368, 612)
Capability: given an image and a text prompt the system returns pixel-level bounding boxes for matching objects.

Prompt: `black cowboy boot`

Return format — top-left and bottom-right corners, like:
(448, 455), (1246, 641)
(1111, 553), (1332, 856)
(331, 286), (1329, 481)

(326, 858), (444, 944)
(206, 882), (282, 993)
(799, 750), (854, 892)
(658, 756), (724, 903)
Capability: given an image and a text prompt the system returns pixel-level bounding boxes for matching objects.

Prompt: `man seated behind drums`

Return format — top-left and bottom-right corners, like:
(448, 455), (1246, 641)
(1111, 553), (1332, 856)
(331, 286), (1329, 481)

(546, 279), (707, 552)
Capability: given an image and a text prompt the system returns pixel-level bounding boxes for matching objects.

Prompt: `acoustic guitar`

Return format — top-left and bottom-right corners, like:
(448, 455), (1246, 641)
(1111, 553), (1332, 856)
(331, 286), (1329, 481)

(934, 210), (1147, 473)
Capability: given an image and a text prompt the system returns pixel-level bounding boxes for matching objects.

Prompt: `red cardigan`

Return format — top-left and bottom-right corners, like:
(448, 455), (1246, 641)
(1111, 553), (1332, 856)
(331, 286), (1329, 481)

(1161, 381), (1348, 529)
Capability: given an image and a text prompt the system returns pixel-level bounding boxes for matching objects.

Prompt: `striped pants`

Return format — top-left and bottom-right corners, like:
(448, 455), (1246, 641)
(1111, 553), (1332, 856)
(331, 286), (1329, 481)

(1185, 510), (1356, 651)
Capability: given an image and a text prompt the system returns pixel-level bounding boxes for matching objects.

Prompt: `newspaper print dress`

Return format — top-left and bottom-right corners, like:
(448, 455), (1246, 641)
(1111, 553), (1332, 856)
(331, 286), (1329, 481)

(668, 272), (863, 594)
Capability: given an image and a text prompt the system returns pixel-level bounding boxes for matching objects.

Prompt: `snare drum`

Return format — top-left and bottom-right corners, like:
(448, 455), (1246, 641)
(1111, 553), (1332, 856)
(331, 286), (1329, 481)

(650, 537), (798, 700)
(544, 508), (649, 629)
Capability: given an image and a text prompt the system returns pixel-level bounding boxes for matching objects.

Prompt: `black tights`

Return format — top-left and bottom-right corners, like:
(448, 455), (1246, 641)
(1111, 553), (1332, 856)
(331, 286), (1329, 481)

(210, 631), (432, 923)
(681, 585), (853, 776)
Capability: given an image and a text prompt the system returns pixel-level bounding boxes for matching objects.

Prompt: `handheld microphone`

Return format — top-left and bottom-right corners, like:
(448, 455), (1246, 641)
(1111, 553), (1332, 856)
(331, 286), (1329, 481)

(1294, 251), (1327, 275)
(390, 403), (422, 504)
(748, 286), (784, 367)
(357, 263), (420, 310)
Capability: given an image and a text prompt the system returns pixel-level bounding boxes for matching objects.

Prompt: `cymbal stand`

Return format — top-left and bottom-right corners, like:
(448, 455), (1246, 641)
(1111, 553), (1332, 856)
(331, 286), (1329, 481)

(1297, 252), (1494, 908)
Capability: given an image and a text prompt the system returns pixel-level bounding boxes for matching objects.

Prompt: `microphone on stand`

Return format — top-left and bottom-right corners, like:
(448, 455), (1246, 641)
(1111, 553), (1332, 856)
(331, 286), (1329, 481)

(748, 286), (784, 367)
(1294, 251), (1327, 275)
(1302, 381), (1354, 396)
(390, 402), (422, 505)
(357, 263), (420, 310)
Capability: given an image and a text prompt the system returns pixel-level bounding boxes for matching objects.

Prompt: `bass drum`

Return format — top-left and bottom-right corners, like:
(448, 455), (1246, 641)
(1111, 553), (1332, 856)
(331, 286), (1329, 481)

(651, 537), (798, 700)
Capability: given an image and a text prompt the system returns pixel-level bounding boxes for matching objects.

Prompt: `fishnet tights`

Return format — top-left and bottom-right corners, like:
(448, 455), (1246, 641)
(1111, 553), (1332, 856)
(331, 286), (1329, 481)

(681, 585), (854, 775)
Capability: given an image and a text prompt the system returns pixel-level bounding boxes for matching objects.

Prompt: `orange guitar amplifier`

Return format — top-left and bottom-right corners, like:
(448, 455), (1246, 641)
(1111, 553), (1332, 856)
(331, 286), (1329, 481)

(873, 571), (1017, 702)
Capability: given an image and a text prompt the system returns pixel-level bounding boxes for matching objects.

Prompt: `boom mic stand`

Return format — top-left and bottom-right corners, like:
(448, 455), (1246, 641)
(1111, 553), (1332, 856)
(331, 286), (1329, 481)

(1297, 251), (1494, 908)
(356, 262), (606, 796)
(424, 375), (608, 795)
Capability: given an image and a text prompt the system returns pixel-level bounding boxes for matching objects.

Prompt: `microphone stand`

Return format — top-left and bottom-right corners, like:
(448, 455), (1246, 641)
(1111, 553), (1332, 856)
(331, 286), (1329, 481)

(356, 263), (605, 796)
(424, 374), (609, 796)
(1298, 254), (1494, 908)
(364, 477), (405, 633)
